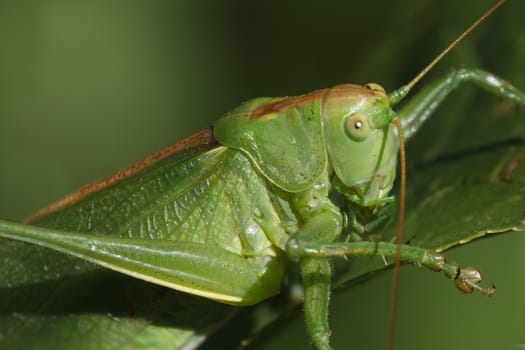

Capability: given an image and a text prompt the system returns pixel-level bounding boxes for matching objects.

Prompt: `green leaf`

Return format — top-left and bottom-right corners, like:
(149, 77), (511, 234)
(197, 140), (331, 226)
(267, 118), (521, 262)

(0, 240), (238, 350)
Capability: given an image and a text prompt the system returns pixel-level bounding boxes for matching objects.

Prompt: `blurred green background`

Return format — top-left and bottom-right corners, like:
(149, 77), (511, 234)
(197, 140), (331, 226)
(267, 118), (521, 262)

(0, 0), (524, 349)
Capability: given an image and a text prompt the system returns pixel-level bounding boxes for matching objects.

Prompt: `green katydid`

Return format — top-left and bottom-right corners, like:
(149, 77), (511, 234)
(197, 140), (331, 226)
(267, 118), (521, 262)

(0, 0), (525, 349)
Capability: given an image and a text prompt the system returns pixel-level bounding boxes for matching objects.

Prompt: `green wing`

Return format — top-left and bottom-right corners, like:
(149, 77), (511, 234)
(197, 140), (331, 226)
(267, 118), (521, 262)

(2, 132), (293, 305)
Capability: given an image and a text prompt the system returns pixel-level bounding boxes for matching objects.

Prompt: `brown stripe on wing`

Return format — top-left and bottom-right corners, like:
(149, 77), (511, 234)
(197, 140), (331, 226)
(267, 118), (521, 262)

(25, 127), (218, 223)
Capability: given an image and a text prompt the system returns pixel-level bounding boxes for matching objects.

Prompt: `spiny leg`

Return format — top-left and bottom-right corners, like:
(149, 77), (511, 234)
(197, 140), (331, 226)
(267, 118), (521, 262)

(396, 67), (525, 140)
(301, 257), (333, 350)
(289, 172), (344, 350)
(294, 209), (341, 350)
(287, 239), (495, 296)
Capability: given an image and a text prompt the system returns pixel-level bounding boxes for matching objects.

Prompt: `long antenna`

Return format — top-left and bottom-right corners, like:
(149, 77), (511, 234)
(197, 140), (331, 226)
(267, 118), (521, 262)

(389, 0), (506, 105)
(387, 119), (406, 350)
(386, 1), (506, 350)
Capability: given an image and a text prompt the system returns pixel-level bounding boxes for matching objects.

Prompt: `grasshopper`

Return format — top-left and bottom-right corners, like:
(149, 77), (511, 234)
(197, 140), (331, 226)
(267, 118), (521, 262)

(0, 1), (524, 349)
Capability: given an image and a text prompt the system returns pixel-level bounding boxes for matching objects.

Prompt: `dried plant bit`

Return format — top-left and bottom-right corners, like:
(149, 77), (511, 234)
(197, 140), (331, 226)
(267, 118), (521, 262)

(454, 266), (495, 296)
(502, 154), (524, 183)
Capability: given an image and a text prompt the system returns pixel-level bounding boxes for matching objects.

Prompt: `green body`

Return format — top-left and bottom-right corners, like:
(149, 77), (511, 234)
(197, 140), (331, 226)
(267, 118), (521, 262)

(30, 139), (289, 305)
(14, 84), (397, 306)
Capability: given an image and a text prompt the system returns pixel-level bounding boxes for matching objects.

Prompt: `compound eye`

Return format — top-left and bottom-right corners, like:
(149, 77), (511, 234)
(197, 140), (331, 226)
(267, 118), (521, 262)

(344, 114), (370, 142)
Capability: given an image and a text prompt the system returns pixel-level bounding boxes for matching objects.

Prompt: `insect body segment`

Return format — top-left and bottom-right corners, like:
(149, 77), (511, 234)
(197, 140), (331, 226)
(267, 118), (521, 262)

(11, 145), (292, 305)
(321, 84), (398, 203)
(217, 84), (402, 350)
(214, 92), (326, 192)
